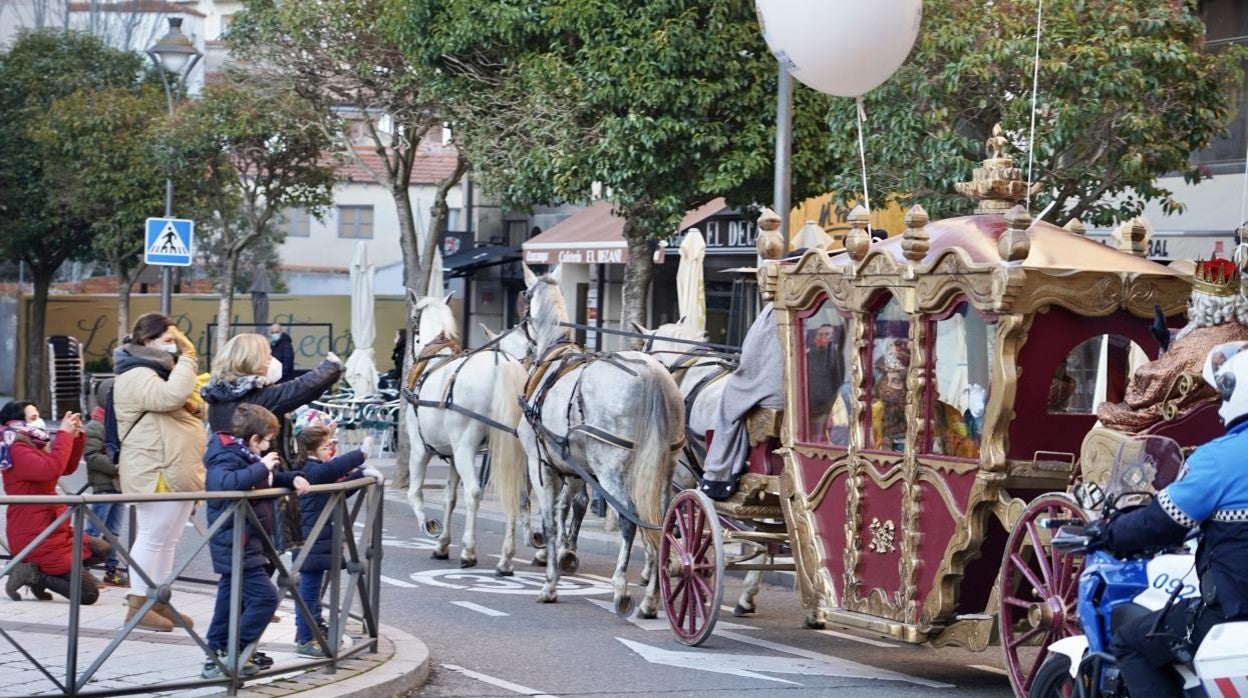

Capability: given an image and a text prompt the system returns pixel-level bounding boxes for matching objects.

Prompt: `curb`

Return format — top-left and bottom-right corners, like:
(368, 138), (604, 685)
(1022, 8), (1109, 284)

(262, 624), (431, 698)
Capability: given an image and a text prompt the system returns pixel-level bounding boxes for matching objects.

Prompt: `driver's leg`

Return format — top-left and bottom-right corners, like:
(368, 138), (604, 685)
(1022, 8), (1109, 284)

(1111, 605), (1187, 698)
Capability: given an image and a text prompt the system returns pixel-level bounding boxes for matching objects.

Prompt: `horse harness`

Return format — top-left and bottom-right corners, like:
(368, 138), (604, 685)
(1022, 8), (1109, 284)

(520, 341), (685, 531)
(667, 350), (732, 476)
(401, 333), (519, 456)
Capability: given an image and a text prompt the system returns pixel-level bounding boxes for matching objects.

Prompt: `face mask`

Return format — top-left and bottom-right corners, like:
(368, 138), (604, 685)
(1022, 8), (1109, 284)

(161, 343), (179, 354)
(269, 333), (281, 342)
(26, 418), (46, 431)
(265, 356), (283, 383)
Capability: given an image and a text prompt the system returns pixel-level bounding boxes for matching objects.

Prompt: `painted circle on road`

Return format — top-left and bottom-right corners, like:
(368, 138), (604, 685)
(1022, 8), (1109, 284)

(409, 569), (613, 596)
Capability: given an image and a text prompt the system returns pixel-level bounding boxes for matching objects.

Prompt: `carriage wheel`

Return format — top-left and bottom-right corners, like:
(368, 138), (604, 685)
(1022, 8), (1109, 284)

(998, 493), (1088, 697)
(659, 489), (725, 647)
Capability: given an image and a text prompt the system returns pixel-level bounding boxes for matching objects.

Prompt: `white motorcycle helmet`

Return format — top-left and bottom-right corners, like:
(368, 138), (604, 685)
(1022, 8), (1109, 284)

(1203, 341), (1248, 426)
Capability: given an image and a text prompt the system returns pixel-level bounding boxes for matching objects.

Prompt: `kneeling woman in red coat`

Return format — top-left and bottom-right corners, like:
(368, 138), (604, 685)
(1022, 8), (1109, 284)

(1, 401), (110, 603)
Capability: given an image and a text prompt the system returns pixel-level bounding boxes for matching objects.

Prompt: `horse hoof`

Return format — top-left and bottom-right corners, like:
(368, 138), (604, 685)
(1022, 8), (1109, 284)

(531, 550), (547, 566)
(614, 594), (634, 618)
(459, 558), (478, 569)
(558, 551), (579, 575)
(640, 575), (651, 588)
(637, 607), (657, 620)
(733, 603), (755, 617)
(537, 592), (558, 604)
(496, 569), (514, 577)
(430, 551), (450, 561)
(424, 520), (443, 537)
(529, 532), (546, 549)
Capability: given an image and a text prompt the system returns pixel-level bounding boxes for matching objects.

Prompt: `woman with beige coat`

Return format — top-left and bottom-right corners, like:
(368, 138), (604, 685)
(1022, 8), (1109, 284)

(112, 313), (207, 632)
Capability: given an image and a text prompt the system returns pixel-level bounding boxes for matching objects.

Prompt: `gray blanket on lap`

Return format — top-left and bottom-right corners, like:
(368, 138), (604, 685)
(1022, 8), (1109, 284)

(701, 303), (785, 483)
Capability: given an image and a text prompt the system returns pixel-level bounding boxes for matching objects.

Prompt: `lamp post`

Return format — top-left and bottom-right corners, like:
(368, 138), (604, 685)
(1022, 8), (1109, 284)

(146, 16), (201, 316)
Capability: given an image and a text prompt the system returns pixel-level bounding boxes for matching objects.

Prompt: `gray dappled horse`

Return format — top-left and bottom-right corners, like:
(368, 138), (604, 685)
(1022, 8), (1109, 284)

(402, 293), (529, 574)
(640, 321), (766, 617)
(514, 265), (685, 617)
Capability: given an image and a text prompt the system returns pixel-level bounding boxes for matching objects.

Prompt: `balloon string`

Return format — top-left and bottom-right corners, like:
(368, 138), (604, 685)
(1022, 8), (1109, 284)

(1025, 0), (1044, 212)
(856, 96), (871, 223)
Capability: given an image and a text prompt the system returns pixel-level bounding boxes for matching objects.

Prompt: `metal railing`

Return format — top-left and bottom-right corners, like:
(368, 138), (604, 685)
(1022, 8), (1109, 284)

(0, 478), (384, 696)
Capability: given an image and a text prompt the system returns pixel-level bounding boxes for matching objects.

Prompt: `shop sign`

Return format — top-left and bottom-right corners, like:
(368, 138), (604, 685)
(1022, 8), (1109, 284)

(670, 216), (759, 254)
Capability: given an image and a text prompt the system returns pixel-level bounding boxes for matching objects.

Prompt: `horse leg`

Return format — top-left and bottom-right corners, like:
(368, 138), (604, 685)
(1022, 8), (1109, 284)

(534, 465), (560, 604)
(593, 469), (638, 617)
(558, 479), (588, 575)
(432, 461), (458, 561)
(404, 412), (439, 537)
(735, 569), (763, 616)
(453, 442), (483, 569)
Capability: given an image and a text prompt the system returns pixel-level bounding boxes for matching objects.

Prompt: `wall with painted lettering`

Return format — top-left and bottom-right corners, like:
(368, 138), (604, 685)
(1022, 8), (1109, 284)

(15, 294), (412, 388)
(789, 193), (907, 244)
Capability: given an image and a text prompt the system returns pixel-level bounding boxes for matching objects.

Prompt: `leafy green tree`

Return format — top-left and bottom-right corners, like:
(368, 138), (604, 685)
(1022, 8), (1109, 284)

(821, 0), (1247, 226)
(0, 29), (146, 402)
(159, 73), (336, 350)
(229, 0), (466, 298)
(29, 82), (180, 344)
(385, 0), (832, 331)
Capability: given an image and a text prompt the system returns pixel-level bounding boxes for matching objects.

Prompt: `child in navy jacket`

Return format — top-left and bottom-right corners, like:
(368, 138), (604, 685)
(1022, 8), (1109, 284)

(202, 404), (309, 679)
(290, 426), (379, 657)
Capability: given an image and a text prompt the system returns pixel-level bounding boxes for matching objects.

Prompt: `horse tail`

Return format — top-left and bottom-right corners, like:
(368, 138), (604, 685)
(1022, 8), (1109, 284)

(630, 362), (682, 549)
(489, 358), (529, 520)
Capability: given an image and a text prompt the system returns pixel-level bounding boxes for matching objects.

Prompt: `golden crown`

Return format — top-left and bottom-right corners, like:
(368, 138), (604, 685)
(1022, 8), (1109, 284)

(1193, 256), (1241, 297)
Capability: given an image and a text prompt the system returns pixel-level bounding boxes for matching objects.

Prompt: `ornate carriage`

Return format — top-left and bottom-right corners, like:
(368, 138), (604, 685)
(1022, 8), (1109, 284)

(659, 145), (1225, 696)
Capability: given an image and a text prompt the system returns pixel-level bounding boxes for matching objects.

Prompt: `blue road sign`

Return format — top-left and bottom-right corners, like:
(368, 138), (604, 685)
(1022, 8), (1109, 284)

(145, 217), (194, 266)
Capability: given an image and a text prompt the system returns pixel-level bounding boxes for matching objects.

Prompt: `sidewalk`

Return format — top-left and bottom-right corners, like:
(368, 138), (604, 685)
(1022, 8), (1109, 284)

(0, 578), (430, 697)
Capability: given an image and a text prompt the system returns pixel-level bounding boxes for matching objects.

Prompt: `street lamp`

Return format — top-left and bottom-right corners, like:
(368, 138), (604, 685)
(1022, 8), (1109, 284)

(146, 16), (202, 316)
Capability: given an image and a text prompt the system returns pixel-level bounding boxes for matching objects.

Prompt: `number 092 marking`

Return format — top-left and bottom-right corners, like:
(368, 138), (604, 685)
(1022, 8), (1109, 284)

(1151, 572), (1197, 599)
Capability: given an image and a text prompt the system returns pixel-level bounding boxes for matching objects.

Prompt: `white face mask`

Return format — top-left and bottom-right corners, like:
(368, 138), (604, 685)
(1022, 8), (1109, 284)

(161, 343), (179, 354)
(265, 356), (284, 383)
(26, 418), (46, 431)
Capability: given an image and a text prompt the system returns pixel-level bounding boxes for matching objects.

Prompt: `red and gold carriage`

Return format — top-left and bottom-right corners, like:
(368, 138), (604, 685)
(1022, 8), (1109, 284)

(658, 146), (1226, 696)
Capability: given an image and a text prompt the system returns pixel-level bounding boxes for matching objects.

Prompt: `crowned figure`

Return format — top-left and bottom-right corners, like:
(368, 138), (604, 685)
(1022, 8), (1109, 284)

(1098, 256), (1248, 433)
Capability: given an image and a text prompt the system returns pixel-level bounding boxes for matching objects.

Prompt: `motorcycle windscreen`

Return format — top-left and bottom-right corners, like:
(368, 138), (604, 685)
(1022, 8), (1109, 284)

(1102, 435), (1186, 508)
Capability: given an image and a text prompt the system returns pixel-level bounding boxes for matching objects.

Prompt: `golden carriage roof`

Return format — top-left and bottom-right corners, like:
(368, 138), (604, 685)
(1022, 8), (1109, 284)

(838, 213), (1184, 276)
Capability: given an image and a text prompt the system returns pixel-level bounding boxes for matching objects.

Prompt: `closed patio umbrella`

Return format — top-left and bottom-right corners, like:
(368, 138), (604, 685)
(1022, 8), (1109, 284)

(676, 227), (707, 332)
(344, 242), (379, 396)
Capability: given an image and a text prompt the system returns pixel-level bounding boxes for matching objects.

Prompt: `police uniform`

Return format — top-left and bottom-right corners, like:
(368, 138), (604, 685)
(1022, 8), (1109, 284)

(1103, 420), (1248, 698)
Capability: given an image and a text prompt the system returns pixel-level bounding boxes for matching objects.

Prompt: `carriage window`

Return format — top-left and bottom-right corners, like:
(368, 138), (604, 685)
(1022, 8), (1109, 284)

(927, 302), (994, 459)
(868, 297), (910, 453)
(1050, 335), (1144, 414)
(802, 300), (851, 445)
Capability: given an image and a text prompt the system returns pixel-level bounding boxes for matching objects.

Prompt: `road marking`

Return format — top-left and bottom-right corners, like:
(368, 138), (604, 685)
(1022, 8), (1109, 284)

(716, 630), (953, 688)
(585, 598), (758, 631)
(620, 637), (949, 688)
(816, 629), (902, 648)
(451, 600), (509, 617)
(442, 664), (558, 697)
(411, 569), (612, 596)
(379, 575), (417, 588)
(971, 664), (1009, 676)
(580, 573), (613, 583)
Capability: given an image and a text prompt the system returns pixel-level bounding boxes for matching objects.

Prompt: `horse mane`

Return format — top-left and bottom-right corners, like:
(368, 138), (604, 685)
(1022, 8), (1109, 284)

(415, 296), (459, 345)
(530, 275), (570, 353)
(648, 320), (707, 355)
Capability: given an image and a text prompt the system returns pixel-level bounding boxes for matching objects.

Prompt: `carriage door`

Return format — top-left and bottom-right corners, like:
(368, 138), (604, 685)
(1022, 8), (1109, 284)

(846, 295), (910, 616)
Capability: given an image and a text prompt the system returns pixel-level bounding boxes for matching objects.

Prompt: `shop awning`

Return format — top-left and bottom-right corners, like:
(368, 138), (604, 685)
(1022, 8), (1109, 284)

(522, 198), (729, 265)
(442, 245), (520, 277)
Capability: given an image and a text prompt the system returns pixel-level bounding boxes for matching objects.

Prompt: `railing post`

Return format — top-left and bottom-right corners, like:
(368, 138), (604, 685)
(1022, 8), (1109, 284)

(66, 503), (85, 696)
(227, 499), (245, 695)
(328, 491), (344, 673)
(370, 481), (383, 648)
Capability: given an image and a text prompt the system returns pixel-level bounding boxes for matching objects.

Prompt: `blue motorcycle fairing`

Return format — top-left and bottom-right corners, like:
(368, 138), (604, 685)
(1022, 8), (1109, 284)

(1078, 550), (1151, 654)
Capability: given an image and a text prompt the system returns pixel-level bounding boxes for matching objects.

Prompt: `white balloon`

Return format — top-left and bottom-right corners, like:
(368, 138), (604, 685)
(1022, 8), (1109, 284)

(756, 0), (923, 98)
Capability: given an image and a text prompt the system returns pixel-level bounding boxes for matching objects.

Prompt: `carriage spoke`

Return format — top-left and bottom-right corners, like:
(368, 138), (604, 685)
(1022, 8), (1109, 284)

(1003, 595), (1034, 610)
(1005, 624), (1044, 650)
(1009, 553), (1050, 597)
(1025, 521), (1055, 591)
(692, 528), (714, 562)
(675, 505), (692, 545)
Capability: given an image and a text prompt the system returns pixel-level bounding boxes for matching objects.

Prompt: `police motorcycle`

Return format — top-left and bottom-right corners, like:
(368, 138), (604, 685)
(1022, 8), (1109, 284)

(1028, 436), (1248, 697)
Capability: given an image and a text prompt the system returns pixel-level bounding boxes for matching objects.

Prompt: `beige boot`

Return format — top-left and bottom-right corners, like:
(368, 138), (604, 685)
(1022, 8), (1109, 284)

(153, 600), (194, 629)
(125, 595), (173, 632)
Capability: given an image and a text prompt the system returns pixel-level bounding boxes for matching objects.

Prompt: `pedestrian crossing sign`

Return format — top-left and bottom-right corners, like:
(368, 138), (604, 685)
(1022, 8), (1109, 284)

(144, 217), (194, 266)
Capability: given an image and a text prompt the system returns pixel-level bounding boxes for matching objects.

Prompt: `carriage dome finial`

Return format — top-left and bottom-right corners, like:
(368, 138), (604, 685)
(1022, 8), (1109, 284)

(902, 205), (930, 263)
(756, 207), (785, 260)
(955, 123), (1030, 214)
(844, 205), (871, 262)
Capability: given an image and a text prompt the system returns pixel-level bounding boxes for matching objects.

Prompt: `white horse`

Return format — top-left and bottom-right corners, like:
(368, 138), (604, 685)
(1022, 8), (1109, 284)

(507, 265), (685, 616)
(402, 293), (529, 575)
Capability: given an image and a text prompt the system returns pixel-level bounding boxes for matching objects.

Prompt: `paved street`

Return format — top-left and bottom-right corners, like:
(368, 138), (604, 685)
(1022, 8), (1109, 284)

(369, 459), (1016, 698)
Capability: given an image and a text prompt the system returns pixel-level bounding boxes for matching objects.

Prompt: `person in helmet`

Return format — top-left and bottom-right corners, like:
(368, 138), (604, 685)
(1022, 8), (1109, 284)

(1094, 341), (1248, 698)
